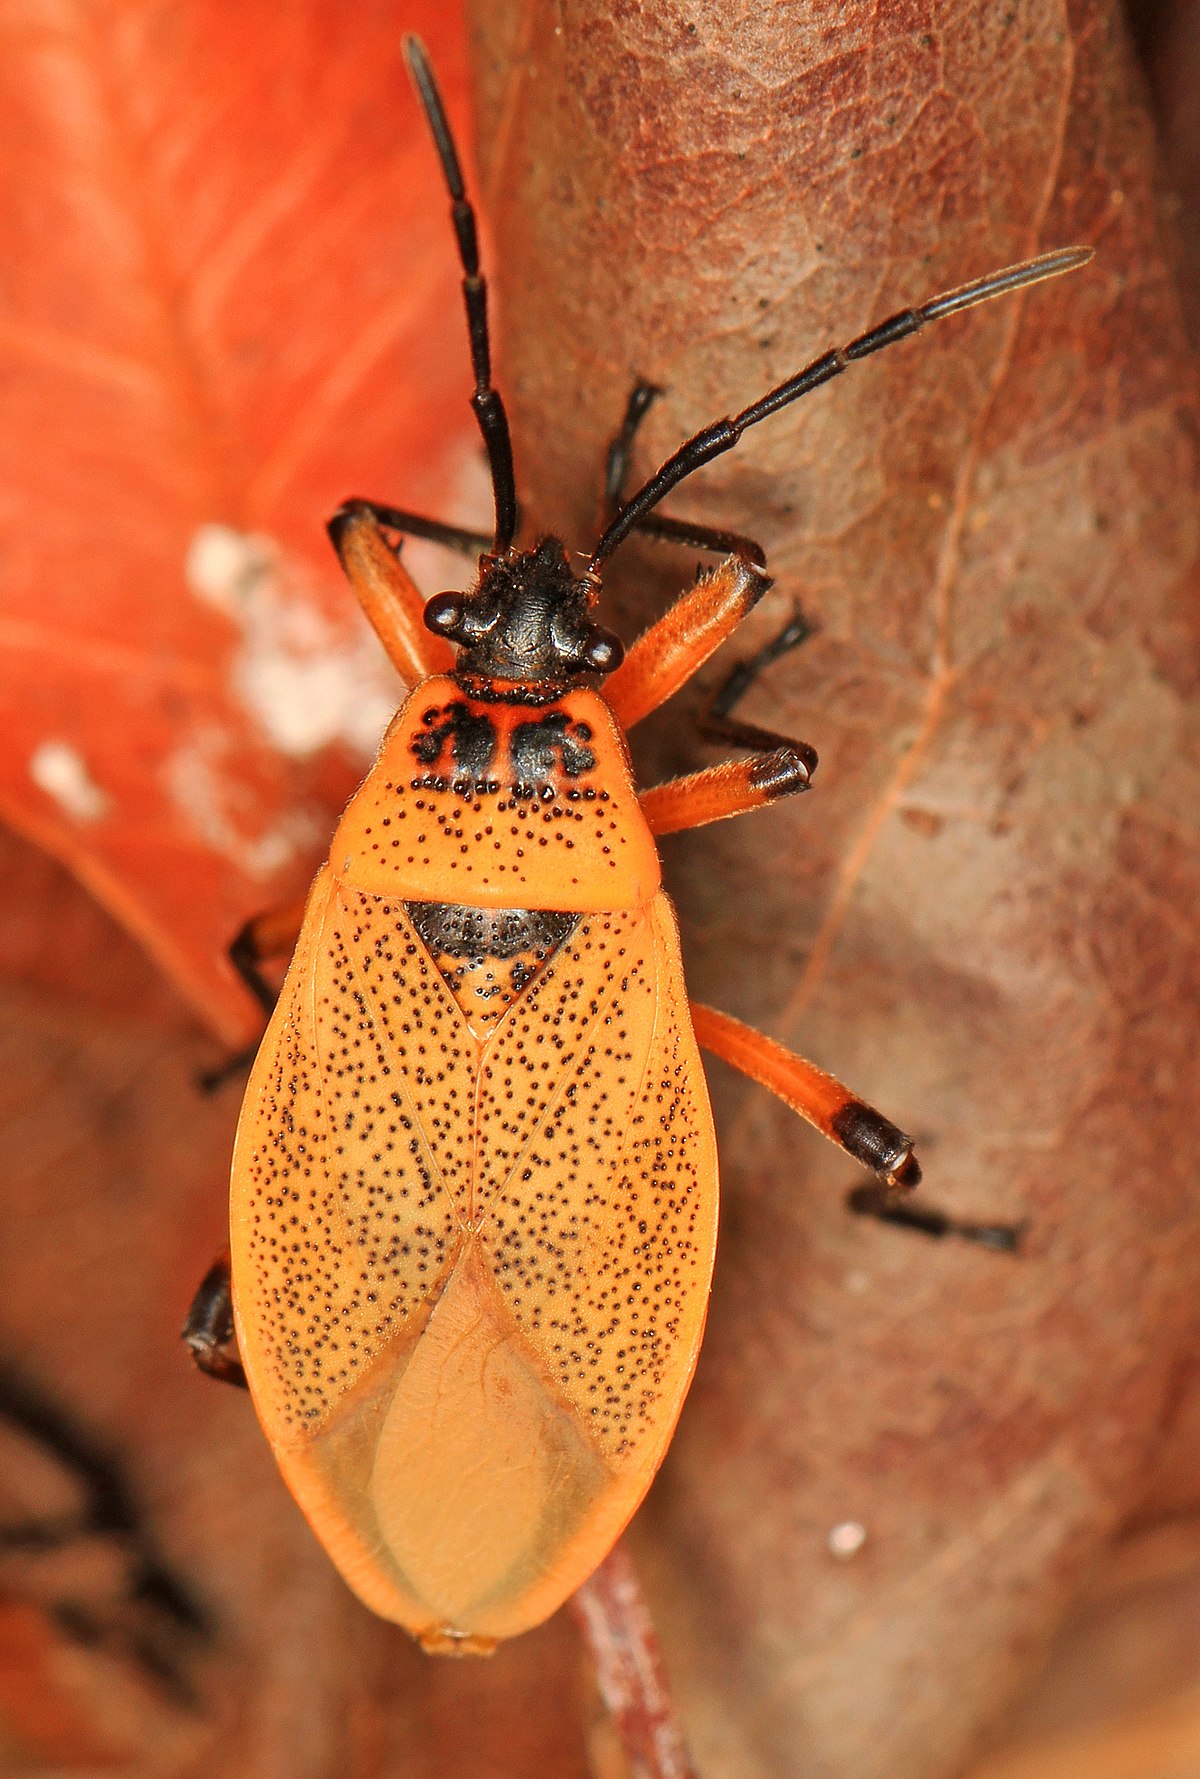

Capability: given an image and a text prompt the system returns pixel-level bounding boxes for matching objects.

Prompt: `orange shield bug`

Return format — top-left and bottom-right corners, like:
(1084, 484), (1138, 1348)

(184, 36), (1091, 1654)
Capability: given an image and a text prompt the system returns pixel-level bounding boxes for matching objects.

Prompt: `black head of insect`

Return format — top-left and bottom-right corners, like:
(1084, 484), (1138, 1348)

(403, 35), (1093, 691)
(424, 538), (622, 684)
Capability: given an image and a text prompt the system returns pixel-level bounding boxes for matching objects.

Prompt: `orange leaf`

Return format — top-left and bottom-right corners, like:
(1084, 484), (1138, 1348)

(0, 0), (480, 1041)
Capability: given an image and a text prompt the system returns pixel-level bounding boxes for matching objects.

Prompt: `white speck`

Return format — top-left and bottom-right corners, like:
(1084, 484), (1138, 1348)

(845, 1270), (871, 1295)
(186, 523), (398, 759)
(828, 1521), (867, 1560)
(29, 741), (110, 823)
(165, 726), (320, 879)
(186, 524), (272, 613)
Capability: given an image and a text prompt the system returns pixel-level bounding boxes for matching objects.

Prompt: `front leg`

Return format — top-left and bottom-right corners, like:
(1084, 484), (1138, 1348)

(328, 504), (458, 686)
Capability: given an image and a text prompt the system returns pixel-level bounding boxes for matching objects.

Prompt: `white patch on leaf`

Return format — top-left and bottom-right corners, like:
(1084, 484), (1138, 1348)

(186, 522), (398, 759)
(165, 727), (321, 880)
(29, 741), (110, 823)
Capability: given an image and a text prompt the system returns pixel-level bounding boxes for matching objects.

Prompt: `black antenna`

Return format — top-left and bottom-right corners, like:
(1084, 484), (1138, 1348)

(589, 245), (1094, 572)
(403, 36), (518, 556)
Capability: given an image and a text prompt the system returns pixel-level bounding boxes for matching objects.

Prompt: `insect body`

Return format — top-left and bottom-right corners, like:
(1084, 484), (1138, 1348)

(233, 672), (714, 1651)
(186, 38), (1091, 1653)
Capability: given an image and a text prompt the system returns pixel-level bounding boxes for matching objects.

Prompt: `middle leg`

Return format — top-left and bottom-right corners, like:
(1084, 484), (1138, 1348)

(198, 892), (308, 1092)
(636, 608), (818, 836)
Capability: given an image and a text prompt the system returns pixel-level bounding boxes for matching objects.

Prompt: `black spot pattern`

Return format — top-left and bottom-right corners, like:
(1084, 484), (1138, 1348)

(405, 902), (578, 1031)
(235, 874), (716, 1466)
(478, 907), (712, 1459)
(350, 780), (631, 894)
(236, 873), (467, 1431)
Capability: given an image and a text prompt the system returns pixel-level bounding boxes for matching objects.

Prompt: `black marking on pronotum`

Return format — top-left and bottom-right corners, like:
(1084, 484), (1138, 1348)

(830, 1100), (921, 1187)
(511, 713), (597, 786)
(410, 702), (499, 778)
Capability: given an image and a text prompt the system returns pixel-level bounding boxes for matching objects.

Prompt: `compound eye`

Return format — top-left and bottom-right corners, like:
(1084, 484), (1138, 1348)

(424, 592), (465, 638)
(582, 627), (623, 674)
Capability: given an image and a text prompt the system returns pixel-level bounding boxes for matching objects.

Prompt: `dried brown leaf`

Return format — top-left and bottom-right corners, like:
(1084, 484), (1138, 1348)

(468, 2), (1200, 1775)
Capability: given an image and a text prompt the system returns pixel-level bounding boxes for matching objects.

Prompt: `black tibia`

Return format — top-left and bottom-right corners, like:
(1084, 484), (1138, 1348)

(833, 1102), (922, 1190)
(847, 1184), (1025, 1252)
(404, 37), (519, 555)
(589, 245), (1093, 571)
(0, 1354), (213, 1704)
(229, 917), (279, 1018)
(200, 896), (307, 1093)
(603, 380), (767, 564)
(182, 1256), (247, 1389)
(329, 497), (491, 564)
(699, 609), (818, 774)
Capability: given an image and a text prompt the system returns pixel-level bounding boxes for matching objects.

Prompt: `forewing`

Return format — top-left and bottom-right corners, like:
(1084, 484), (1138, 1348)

(231, 874), (467, 1438)
(478, 897), (719, 1469)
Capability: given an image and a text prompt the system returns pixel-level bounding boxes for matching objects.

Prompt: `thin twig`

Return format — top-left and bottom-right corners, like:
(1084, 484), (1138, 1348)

(570, 1543), (698, 1779)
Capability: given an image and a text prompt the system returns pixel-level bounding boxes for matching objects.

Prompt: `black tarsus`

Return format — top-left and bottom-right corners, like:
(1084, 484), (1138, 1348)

(589, 245), (1094, 571)
(197, 1040), (259, 1094)
(699, 610), (817, 769)
(636, 512), (768, 567)
(196, 916), (280, 1094)
(228, 918), (277, 1018)
(404, 35), (519, 556)
(604, 380), (663, 514)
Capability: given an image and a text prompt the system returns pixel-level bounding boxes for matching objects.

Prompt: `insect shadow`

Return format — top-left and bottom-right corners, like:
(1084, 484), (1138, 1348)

(0, 1353), (214, 1706)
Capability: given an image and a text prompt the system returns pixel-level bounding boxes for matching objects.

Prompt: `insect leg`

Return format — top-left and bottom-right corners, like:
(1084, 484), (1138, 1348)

(330, 498), (491, 560)
(603, 380), (662, 516)
(633, 606), (819, 831)
(698, 608), (816, 754)
(181, 1253), (247, 1389)
(228, 896), (306, 1015)
(602, 383), (768, 559)
(198, 895), (306, 1092)
(640, 747), (813, 836)
(690, 1001), (920, 1188)
(328, 503), (460, 683)
(604, 555), (774, 731)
